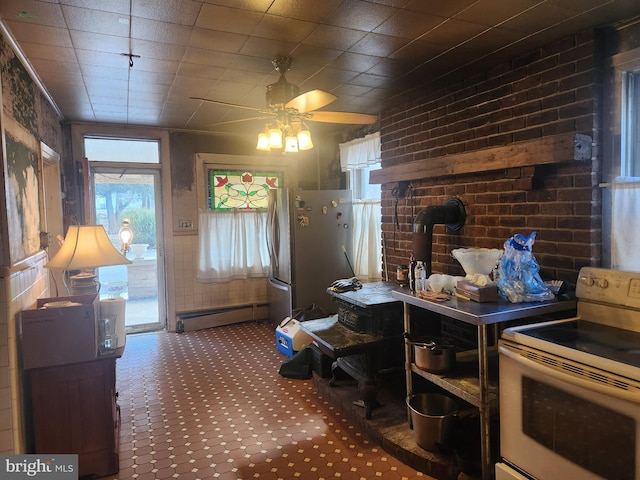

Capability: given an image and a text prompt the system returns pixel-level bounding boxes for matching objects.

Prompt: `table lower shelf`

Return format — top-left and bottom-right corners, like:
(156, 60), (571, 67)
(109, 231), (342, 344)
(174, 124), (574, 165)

(410, 350), (499, 409)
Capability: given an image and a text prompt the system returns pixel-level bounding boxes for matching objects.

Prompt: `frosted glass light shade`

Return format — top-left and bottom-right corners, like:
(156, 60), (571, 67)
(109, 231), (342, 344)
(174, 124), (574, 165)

(284, 135), (299, 153)
(297, 130), (313, 150)
(45, 225), (132, 270)
(256, 132), (270, 151)
(268, 128), (283, 149)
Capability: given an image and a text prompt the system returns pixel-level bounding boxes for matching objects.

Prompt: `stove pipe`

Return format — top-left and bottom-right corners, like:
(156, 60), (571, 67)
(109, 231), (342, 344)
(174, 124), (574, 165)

(412, 198), (466, 277)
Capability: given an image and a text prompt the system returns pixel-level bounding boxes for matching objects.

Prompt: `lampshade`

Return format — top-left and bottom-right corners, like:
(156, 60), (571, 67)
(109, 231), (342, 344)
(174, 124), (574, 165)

(45, 225), (132, 270)
(284, 135), (299, 153)
(256, 132), (270, 151)
(297, 130), (313, 150)
(268, 128), (283, 149)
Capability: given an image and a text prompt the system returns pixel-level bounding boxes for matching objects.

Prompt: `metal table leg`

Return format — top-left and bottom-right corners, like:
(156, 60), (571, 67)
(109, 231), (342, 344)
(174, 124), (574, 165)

(478, 324), (492, 480)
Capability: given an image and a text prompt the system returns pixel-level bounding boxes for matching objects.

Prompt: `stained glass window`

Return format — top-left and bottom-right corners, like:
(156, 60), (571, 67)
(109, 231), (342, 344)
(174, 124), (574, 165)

(208, 170), (282, 210)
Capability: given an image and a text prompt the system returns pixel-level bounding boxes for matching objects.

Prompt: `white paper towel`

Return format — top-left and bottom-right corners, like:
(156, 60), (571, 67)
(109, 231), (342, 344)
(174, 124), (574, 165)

(100, 298), (126, 348)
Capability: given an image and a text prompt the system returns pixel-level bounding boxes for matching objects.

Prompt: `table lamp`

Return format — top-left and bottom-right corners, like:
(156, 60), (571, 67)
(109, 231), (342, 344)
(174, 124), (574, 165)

(44, 225), (132, 295)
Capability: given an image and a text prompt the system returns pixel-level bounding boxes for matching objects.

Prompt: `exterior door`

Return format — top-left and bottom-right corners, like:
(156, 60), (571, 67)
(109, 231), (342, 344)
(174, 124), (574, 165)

(91, 168), (166, 332)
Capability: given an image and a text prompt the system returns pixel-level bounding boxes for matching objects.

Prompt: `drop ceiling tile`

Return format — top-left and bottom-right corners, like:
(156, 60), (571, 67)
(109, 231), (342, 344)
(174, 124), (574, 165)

(183, 47), (236, 68)
(133, 17), (193, 45)
(132, 0), (202, 25)
(177, 63), (226, 80)
(330, 52), (382, 72)
(219, 68), (268, 85)
(500, 4), (577, 34)
(2, 21), (72, 47)
(202, 0), (274, 12)
(127, 86), (170, 101)
(303, 25), (367, 50)
(238, 36), (298, 59)
(195, 4), (263, 35)
(390, 39), (452, 62)
(30, 58), (82, 77)
(75, 49), (132, 69)
(19, 42), (77, 63)
(307, 67), (359, 88)
(230, 54), (274, 73)
(129, 68), (176, 85)
(61, 0), (130, 16)
(331, 83), (374, 97)
(454, 0), (542, 27)
(350, 72), (391, 88)
(267, 0), (343, 23)
(0, 1), (67, 28)
(374, 10), (448, 39)
(62, 5), (129, 36)
(420, 19), (491, 47)
(189, 28), (248, 54)
(403, 0), (478, 18)
(252, 14), (316, 43)
(132, 56), (180, 75)
(324, 0), (398, 31)
(69, 31), (129, 54)
(131, 38), (186, 62)
(349, 32), (408, 57)
(168, 75), (219, 98)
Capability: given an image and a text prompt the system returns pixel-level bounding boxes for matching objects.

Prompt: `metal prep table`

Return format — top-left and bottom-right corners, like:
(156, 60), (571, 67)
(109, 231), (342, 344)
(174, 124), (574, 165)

(391, 289), (577, 480)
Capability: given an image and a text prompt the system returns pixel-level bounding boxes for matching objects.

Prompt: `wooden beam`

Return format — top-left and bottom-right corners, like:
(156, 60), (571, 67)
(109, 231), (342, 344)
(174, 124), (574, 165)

(369, 133), (592, 184)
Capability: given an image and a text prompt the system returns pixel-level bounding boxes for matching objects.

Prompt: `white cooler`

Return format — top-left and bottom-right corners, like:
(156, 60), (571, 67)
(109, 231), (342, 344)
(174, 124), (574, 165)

(275, 317), (312, 357)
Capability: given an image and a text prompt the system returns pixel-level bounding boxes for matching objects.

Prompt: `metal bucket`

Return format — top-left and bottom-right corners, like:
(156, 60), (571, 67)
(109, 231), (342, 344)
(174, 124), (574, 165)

(407, 393), (457, 451)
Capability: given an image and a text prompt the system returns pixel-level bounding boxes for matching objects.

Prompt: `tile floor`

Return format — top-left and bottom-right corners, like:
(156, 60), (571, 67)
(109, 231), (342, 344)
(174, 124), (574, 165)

(104, 321), (433, 480)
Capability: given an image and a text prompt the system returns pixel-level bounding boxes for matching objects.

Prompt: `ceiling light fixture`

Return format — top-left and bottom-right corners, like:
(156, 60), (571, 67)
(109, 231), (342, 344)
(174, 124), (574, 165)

(256, 116), (313, 153)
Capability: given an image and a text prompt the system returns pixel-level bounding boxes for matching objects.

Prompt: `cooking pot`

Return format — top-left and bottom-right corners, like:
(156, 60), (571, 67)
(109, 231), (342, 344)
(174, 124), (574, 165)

(409, 337), (456, 373)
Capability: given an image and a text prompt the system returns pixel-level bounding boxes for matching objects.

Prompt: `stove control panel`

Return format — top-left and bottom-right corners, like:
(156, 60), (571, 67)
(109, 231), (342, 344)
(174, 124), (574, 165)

(577, 267), (640, 309)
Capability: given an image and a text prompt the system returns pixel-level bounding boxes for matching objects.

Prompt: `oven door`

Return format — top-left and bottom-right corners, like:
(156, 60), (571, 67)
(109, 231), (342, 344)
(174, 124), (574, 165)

(499, 339), (640, 480)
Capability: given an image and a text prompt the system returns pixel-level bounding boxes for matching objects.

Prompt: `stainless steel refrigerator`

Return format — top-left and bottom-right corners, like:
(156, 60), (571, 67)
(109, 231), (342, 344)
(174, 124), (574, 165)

(266, 188), (354, 325)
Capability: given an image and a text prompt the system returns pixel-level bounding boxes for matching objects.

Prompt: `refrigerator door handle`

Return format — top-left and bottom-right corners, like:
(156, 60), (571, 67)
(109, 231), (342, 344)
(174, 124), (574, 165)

(268, 277), (289, 292)
(268, 198), (279, 271)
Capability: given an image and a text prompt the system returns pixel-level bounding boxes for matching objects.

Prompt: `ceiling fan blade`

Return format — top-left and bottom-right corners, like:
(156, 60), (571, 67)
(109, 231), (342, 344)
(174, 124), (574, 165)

(207, 115), (274, 127)
(307, 111), (378, 125)
(286, 89), (337, 113)
(190, 97), (265, 113)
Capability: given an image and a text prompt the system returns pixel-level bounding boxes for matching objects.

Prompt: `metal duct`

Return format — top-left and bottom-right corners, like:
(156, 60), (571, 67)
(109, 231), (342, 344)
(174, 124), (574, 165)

(412, 198), (466, 277)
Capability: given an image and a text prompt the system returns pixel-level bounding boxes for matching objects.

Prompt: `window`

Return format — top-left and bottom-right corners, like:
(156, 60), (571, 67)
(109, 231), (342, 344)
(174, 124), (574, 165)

(84, 137), (159, 163)
(207, 169), (282, 210)
(195, 154), (295, 283)
(605, 53), (640, 271)
(340, 133), (383, 282)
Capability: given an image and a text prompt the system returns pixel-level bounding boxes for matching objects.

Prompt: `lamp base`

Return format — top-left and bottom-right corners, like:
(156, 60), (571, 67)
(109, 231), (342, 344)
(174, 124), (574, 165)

(69, 271), (99, 296)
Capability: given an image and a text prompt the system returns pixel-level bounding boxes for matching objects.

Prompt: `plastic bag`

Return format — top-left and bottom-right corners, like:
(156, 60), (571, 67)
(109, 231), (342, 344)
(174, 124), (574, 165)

(495, 232), (555, 303)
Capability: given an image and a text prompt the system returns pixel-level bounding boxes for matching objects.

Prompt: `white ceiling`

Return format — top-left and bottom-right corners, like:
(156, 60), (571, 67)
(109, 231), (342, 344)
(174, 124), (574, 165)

(1, 0), (639, 134)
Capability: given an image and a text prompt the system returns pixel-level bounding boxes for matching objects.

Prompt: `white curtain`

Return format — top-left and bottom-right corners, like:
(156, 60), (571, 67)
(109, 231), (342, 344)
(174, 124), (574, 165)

(611, 178), (640, 271)
(353, 199), (382, 281)
(339, 132), (381, 171)
(340, 132), (383, 282)
(197, 209), (270, 283)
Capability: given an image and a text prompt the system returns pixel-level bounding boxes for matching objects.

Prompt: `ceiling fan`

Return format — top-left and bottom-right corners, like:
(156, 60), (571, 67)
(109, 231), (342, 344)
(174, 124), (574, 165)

(191, 56), (378, 152)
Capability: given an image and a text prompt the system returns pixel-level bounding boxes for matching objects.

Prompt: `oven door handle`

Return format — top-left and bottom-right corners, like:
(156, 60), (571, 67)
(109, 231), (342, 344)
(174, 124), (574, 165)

(499, 344), (640, 403)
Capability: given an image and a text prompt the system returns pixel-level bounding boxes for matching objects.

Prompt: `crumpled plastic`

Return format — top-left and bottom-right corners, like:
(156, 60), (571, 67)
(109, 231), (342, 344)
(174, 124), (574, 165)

(495, 232), (555, 303)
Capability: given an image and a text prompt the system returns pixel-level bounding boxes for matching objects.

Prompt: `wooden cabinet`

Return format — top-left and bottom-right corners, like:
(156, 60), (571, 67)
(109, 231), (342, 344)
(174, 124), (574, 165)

(29, 357), (120, 478)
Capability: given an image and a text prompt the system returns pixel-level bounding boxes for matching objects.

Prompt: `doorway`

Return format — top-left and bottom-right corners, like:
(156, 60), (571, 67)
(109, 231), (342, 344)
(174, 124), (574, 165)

(91, 168), (166, 332)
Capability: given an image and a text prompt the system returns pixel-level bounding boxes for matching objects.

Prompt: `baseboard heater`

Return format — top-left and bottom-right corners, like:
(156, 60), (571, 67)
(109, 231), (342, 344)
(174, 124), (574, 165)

(176, 303), (269, 333)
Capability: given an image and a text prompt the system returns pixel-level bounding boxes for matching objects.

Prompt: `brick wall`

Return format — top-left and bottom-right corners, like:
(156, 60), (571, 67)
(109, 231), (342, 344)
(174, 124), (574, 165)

(379, 29), (603, 284)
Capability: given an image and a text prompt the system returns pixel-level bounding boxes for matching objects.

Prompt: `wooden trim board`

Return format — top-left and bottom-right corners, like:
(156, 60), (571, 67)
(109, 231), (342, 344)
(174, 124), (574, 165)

(369, 133), (592, 184)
